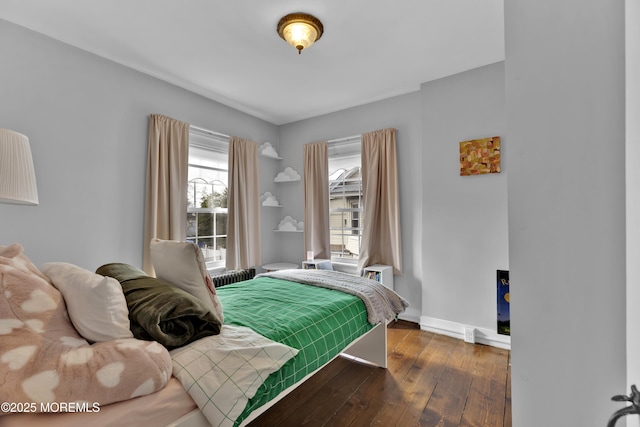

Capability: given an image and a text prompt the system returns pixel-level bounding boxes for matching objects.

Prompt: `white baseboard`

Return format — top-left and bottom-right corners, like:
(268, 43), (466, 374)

(420, 315), (511, 350)
(397, 307), (421, 324)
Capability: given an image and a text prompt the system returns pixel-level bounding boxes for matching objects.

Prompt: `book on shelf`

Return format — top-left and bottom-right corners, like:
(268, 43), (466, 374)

(363, 270), (381, 281)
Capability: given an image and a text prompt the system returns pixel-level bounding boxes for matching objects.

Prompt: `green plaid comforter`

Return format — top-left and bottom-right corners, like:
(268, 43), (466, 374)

(217, 276), (373, 426)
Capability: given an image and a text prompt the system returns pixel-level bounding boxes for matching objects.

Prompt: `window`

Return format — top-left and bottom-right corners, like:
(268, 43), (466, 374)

(351, 201), (359, 235)
(328, 137), (362, 262)
(186, 129), (228, 269)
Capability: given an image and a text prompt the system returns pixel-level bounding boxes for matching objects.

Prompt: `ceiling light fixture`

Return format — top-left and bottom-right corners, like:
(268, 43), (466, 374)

(277, 13), (324, 55)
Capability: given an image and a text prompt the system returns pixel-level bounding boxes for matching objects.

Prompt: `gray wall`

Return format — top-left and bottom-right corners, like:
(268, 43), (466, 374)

(421, 63), (509, 334)
(277, 93), (423, 320)
(505, 1), (626, 425)
(0, 20), (278, 270)
(627, 4), (640, 426)
(272, 64), (508, 329)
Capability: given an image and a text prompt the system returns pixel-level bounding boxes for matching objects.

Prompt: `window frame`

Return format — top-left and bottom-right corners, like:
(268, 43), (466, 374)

(186, 128), (229, 271)
(328, 137), (363, 264)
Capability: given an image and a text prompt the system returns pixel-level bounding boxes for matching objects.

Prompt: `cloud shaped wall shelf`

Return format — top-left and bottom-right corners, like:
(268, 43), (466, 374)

(274, 166), (301, 182)
(258, 142), (281, 159)
(275, 215), (304, 232)
(260, 191), (282, 207)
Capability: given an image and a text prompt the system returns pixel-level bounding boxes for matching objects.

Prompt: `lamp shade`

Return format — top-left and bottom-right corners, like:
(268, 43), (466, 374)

(0, 128), (39, 205)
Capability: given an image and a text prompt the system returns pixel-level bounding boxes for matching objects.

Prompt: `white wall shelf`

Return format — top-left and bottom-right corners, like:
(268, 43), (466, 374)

(260, 153), (282, 160)
(275, 215), (304, 232)
(258, 142), (281, 159)
(362, 264), (394, 290)
(274, 166), (301, 182)
(302, 259), (332, 270)
(260, 191), (282, 207)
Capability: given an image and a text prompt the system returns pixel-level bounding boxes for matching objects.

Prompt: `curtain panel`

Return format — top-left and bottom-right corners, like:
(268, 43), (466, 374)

(303, 141), (331, 260)
(226, 136), (261, 270)
(358, 128), (403, 274)
(143, 114), (190, 274)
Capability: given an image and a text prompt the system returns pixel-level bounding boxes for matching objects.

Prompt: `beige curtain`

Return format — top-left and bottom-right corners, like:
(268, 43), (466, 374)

(226, 136), (261, 270)
(143, 114), (190, 274)
(358, 128), (403, 274)
(304, 141), (331, 260)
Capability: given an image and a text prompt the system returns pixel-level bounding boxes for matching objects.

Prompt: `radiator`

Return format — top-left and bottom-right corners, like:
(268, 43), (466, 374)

(210, 268), (256, 288)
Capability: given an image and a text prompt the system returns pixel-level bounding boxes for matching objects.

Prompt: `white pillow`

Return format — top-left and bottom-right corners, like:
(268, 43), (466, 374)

(150, 239), (224, 324)
(40, 262), (133, 343)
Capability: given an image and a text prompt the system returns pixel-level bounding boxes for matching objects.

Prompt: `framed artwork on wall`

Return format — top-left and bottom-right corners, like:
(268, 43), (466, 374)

(497, 269), (510, 336)
(459, 136), (501, 176)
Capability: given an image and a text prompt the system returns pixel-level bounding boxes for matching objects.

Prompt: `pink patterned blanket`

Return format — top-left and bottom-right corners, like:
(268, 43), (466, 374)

(0, 244), (172, 414)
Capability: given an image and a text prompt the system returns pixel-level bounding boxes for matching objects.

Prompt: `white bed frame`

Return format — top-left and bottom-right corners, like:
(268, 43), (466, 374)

(167, 322), (387, 427)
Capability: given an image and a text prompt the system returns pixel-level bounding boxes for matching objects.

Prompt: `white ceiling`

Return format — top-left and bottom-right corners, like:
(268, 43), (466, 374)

(0, 0), (505, 125)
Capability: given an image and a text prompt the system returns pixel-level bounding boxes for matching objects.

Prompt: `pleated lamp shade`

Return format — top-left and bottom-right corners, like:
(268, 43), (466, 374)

(0, 128), (39, 205)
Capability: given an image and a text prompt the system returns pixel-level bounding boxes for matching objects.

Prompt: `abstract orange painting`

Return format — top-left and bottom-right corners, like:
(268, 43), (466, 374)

(459, 136), (501, 176)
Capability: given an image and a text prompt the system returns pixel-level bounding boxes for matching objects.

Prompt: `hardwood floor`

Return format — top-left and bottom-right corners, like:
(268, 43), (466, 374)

(249, 320), (511, 427)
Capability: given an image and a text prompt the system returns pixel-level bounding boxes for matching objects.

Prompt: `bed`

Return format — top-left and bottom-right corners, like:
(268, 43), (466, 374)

(0, 242), (407, 427)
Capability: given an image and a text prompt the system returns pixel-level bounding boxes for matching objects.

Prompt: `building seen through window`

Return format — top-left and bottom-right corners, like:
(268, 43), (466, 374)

(187, 130), (228, 269)
(328, 138), (362, 262)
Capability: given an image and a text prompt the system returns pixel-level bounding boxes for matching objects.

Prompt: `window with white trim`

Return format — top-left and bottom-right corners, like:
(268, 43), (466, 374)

(186, 129), (228, 269)
(328, 137), (362, 262)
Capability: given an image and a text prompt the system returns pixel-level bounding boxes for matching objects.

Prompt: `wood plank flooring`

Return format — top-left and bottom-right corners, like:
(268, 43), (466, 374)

(248, 320), (511, 427)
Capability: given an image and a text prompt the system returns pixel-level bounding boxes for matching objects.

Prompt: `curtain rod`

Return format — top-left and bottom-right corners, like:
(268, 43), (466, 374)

(328, 134), (361, 145)
(328, 128), (397, 144)
(190, 128), (392, 144)
(190, 125), (230, 140)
